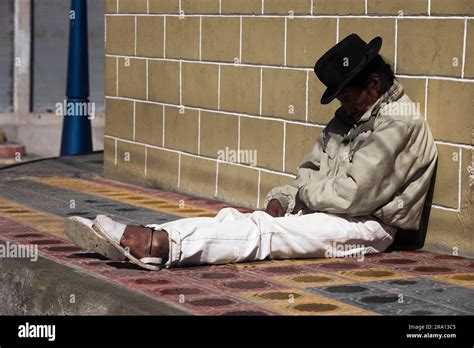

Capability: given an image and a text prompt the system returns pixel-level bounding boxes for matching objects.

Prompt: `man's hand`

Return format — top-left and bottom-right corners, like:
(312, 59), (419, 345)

(265, 199), (285, 217)
(292, 188), (308, 214)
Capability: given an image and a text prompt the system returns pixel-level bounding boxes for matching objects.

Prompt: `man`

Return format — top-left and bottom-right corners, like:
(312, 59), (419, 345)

(66, 34), (438, 270)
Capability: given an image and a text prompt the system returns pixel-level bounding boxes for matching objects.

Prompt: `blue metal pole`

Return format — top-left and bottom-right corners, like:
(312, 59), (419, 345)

(60, 0), (92, 156)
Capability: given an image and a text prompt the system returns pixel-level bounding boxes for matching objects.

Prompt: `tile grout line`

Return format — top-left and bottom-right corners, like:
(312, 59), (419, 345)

(115, 57), (119, 96)
(394, 17), (398, 73)
(424, 78), (428, 120)
(336, 17), (339, 43)
(162, 106), (165, 147)
(132, 101), (136, 141)
(432, 204), (460, 213)
(106, 13), (474, 20)
(104, 14), (107, 44)
(305, 70), (309, 122)
(145, 59), (148, 100)
(106, 135), (297, 178)
(239, 16), (243, 63)
(146, 0), (149, 14)
(179, 60), (183, 106)
(134, 15), (137, 55)
(282, 122), (286, 172)
(461, 18), (467, 78)
(427, 0), (431, 16)
(364, 0), (368, 15)
(177, 152), (181, 188)
(104, 53), (474, 82)
(105, 135), (473, 178)
(256, 170), (261, 209)
(105, 95), (474, 145)
(310, 0), (313, 16)
(284, 17), (287, 66)
(261, 0), (264, 15)
(457, 148), (462, 211)
(163, 16), (166, 58)
(259, 67), (263, 115)
(217, 65), (221, 110)
(199, 16), (202, 61)
(237, 115), (241, 163)
(107, 96), (327, 128)
(108, 134), (464, 213)
(215, 162), (219, 197)
(114, 138), (117, 165)
(144, 146), (148, 176)
(197, 110), (201, 155)
(434, 140), (472, 150)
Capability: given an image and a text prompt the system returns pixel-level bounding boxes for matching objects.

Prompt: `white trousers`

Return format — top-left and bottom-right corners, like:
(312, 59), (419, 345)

(146, 207), (397, 268)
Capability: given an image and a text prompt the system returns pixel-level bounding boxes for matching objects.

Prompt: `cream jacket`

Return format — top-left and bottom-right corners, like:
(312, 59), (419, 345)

(264, 80), (438, 230)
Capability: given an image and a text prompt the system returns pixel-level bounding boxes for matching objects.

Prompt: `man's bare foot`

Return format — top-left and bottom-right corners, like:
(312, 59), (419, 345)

(120, 226), (169, 263)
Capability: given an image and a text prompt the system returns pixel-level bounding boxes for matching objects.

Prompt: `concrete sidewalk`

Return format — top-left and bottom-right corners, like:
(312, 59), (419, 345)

(0, 153), (473, 315)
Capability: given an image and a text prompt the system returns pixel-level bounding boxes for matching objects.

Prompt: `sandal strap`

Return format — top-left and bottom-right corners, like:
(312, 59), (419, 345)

(139, 257), (163, 265)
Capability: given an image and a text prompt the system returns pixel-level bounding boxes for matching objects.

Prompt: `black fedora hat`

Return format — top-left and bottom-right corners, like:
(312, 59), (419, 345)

(314, 34), (382, 104)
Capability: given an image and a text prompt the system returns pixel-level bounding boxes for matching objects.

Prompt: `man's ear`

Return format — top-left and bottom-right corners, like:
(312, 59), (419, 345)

(367, 73), (382, 97)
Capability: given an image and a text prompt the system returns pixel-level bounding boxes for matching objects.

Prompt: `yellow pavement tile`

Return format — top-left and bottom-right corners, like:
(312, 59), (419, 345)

(431, 273), (474, 287)
(240, 288), (374, 315)
(35, 177), (217, 218)
(272, 272), (353, 289)
(228, 257), (339, 270)
(336, 268), (415, 283)
(0, 198), (65, 237)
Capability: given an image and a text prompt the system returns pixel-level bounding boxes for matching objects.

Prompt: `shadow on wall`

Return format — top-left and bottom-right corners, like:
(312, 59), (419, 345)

(388, 159), (438, 251)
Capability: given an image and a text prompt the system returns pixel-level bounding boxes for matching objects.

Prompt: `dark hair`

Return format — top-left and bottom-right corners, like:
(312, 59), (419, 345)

(346, 55), (395, 95)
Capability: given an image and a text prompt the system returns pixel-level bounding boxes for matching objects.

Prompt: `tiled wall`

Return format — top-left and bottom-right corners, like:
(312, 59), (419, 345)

(104, 0), (473, 256)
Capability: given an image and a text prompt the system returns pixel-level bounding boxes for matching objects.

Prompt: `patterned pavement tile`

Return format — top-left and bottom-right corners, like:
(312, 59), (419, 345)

(431, 273), (474, 287)
(305, 282), (388, 300)
(406, 286), (474, 314)
(36, 177), (220, 218)
(271, 272), (352, 289)
(0, 172), (473, 316)
(397, 264), (471, 276)
(382, 304), (468, 316)
(370, 277), (456, 292)
(239, 289), (374, 315)
(335, 267), (416, 283)
(336, 292), (432, 315)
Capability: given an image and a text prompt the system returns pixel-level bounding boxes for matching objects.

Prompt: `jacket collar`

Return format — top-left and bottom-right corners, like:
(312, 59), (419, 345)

(335, 79), (405, 126)
(357, 79), (404, 124)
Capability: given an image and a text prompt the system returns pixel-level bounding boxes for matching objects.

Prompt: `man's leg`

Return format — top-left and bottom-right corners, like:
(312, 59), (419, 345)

(120, 207), (397, 268)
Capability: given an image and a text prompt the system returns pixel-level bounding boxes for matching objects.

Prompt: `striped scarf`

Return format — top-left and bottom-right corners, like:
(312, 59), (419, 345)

(342, 80), (404, 160)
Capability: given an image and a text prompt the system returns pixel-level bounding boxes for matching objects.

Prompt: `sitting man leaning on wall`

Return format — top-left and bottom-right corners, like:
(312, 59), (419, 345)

(65, 34), (438, 270)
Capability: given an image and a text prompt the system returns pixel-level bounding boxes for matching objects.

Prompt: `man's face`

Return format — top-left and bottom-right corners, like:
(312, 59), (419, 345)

(336, 74), (382, 121)
(336, 86), (372, 120)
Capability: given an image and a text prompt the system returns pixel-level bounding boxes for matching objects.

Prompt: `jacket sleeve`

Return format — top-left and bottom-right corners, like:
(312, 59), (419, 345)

(299, 119), (417, 216)
(264, 133), (324, 214)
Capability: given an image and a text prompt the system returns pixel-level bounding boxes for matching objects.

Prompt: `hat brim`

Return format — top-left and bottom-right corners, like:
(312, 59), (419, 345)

(320, 36), (383, 105)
